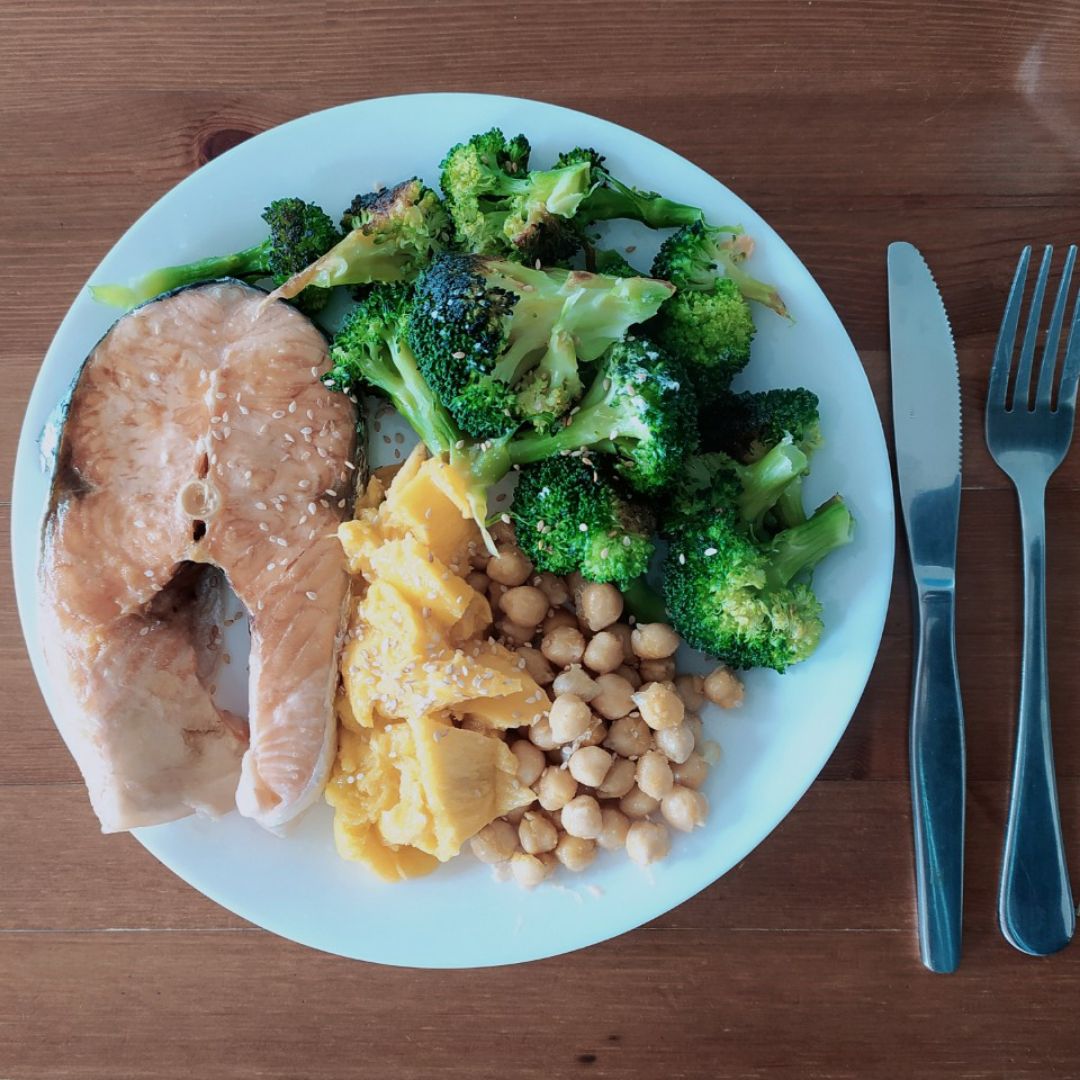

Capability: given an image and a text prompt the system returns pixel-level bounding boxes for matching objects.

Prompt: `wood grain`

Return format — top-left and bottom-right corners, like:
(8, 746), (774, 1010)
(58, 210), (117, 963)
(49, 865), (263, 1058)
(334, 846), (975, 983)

(4, 1), (1080, 1077)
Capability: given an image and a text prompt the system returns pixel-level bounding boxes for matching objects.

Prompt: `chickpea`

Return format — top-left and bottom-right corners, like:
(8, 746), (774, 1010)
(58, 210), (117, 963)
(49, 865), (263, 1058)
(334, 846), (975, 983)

(552, 665), (600, 701)
(654, 723), (695, 765)
(555, 833), (597, 872)
(684, 713), (704, 749)
(536, 572), (570, 607)
(540, 625), (586, 668)
(596, 756), (637, 799)
(499, 585), (549, 627)
(672, 751), (709, 790)
(583, 630), (624, 674)
(503, 804), (529, 826)
(603, 714), (652, 759)
(466, 570), (490, 595)
(577, 582), (624, 631)
(704, 666), (745, 708)
(548, 693), (592, 743)
(528, 715), (560, 752)
(615, 664), (643, 690)
(578, 716), (608, 748)
(639, 657), (676, 683)
(537, 766), (578, 811)
(488, 581), (509, 609)
(510, 851), (551, 887)
(619, 785), (661, 819)
(469, 543), (491, 570)
(496, 618), (536, 646)
(607, 622), (636, 665)
(591, 673), (636, 720)
(598, 807), (631, 851)
(542, 608), (580, 635)
(490, 519), (517, 547)
(469, 819), (518, 864)
(568, 745), (613, 788)
(516, 646), (554, 687)
(632, 681), (685, 731)
(636, 750), (675, 800)
(566, 571), (586, 602)
(487, 547), (533, 587)
(631, 622), (681, 660)
(518, 810), (559, 854)
(662, 786), (709, 832)
(561, 794), (603, 839)
(626, 820), (671, 866)
(511, 739), (547, 787)
(674, 673), (706, 711)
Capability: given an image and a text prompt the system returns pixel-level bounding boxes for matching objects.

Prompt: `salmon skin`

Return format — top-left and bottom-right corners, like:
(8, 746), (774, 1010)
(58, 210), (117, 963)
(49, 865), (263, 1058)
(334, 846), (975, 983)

(39, 280), (358, 833)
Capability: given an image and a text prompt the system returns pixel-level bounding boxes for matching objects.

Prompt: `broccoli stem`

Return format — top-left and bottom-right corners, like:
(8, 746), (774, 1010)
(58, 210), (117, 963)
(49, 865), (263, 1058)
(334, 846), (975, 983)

(622, 577), (668, 623)
(738, 441), (809, 524)
(766, 497), (854, 588)
(89, 242), (268, 308)
(578, 183), (705, 229)
(774, 480), (808, 530)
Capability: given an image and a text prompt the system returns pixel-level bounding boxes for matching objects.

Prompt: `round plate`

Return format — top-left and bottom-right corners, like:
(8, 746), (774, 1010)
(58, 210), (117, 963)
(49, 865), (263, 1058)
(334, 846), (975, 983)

(12, 93), (894, 968)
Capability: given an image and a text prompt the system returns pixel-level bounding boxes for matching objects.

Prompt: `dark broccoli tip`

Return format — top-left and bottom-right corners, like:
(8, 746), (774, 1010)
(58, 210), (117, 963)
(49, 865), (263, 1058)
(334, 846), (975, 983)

(511, 455), (655, 587)
(261, 198), (343, 279)
(593, 249), (643, 278)
(705, 388), (822, 462)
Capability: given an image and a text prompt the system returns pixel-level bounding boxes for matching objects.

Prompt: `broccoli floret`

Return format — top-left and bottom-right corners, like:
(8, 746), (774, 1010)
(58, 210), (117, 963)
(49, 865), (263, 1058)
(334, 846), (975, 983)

(664, 497), (854, 671)
(90, 197), (343, 313)
(592, 248), (642, 278)
(266, 179), (450, 305)
(407, 253), (674, 439)
(508, 336), (699, 495)
(512, 456), (655, 588)
(440, 129), (593, 263)
(557, 148), (706, 230)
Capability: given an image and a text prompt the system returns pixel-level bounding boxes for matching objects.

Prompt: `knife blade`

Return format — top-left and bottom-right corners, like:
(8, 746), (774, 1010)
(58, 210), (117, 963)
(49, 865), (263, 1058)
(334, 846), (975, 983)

(887, 241), (966, 974)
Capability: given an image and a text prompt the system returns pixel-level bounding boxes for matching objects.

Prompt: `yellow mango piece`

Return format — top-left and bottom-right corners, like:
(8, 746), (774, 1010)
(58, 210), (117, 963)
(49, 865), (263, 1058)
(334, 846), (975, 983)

(333, 818), (439, 881)
(338, 514), (384, 576)
(383, 443), (428, 502)
(325, 727), (401, 820)
(454, 642), (551, 730)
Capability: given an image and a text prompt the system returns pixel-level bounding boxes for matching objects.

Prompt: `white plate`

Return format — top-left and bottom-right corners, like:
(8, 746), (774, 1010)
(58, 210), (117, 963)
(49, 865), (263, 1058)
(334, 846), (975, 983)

(12, 93), (894, 968)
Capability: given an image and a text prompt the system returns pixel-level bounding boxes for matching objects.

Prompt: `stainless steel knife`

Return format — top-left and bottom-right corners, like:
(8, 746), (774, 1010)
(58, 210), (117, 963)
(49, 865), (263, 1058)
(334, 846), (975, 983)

(887, 241), (966, 974)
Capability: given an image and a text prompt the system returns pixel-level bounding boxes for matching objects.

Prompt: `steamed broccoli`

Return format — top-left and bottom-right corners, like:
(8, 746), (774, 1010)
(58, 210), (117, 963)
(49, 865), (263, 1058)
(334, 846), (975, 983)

(512, 456), (655, 588)
(440, 129), (593, 262)
(266, 179), (450, 304)
(507, 336), (699, 495)
(90, 197), (343, 313)
(664, 497), (854, 671)
(407, 253), (674, 439)
(592, 248), (643, 277)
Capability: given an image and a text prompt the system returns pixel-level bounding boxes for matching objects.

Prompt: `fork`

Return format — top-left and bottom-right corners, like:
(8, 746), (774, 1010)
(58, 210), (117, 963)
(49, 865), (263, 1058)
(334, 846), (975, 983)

(986, 244), (1080, 956)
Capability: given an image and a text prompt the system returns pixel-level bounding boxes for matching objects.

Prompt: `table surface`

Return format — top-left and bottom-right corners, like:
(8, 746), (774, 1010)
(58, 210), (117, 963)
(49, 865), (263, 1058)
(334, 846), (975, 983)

(4, 2), (1080, 1077)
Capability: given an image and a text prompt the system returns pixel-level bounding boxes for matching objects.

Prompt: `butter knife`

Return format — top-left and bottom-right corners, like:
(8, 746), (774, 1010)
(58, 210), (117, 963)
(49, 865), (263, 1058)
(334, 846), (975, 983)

(887, 241), (966, 973)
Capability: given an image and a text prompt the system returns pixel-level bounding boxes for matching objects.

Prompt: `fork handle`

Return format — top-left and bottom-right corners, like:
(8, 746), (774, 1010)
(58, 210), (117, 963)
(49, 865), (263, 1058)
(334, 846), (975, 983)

(910, 587), (966, 973)
(999, 483), (1075, 955)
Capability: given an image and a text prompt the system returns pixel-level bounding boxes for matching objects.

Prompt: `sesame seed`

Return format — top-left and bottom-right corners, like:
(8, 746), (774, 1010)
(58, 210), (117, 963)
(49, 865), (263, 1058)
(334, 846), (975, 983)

(306, 591), (318, 601)
(311, 366), (319, 378)
(266, 562), (276, 572)
(144, 569), (153, 578)
(678, 553), (686, 565)
(452, 350), (466, 359)
(337, 499), (346, 508)
(307, 502), (317, 515)
(238, 404), (249, 415)
(272, 410), (285, 419)
(343, 460), (356, 471)
(210, 415), (221, 424)
(215, 391), (226, 400)
(288, 401), (297, 413)
(259, 523), (269, 532)
(579, 523), (588, 533)
(134, 519), (146, 529)
(704, 547), (718, 557)
(325, 489), (337, 497)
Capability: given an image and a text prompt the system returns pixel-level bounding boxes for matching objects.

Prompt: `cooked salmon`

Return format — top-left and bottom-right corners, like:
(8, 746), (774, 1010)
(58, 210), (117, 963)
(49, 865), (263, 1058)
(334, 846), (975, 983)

(39, 280), (358, 833)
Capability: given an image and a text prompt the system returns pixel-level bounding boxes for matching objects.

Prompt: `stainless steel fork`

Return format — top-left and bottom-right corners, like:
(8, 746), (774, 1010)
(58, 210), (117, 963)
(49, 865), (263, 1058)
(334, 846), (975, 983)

(986, 244), (1080, 956)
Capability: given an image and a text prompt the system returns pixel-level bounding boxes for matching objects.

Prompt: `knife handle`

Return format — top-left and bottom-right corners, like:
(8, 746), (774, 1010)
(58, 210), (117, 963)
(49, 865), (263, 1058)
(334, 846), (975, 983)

(909, 586), (966, 973)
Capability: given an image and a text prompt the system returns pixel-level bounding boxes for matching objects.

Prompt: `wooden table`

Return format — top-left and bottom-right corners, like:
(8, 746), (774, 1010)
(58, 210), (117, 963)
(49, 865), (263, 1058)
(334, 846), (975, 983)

(3, 2), (1080, 1076)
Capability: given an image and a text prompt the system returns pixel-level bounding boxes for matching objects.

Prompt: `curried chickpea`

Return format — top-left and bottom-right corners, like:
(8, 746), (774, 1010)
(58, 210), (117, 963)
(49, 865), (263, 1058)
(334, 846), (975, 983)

(542, 609), (580, 635)
(615, 664), (643, 689)
(561, 794), (603, 839)
(555, 833), (597, 872)
(466, 570), (490, 595)
(674, 673), (706, 711)
(603, 714), (653, 759)
(552, 664), (600, 701)
(540, 625), (587, 668)
(568, 745), (613, 788)
(672, 751), (709, 790)
(596, 756), (637, 799)
(469, 819), (518, 864)
(487, 547), (533, 587)
(591, 673), (636, 720)
(654, 723), (696, 765)
(704, 666), (745, 708)
(631, 622), (681, 660)
(632, 681), (685, 731)
(535, 572), (570, 607)
(510, 739), (547, 787)
(537, 765), (578, 811)
(583, 631), (624, 674)
(626, 820), (671, 866)
(499, 585), (549, 627)
(516, 646), (554, 687)
(496, 618), (535, 646)
(639, 657), (676, 683)
(619, 785), (661, 819)
(518, 810), (559, 854)
(510, 851), (551, 887)
(577, 582), (624, 631)
(528, 715), (560, 752)
(636, 750), (675, 800)
(661, 786), (709, 832)
(598, 807), (631, 851)
(548, 693), (593, 743)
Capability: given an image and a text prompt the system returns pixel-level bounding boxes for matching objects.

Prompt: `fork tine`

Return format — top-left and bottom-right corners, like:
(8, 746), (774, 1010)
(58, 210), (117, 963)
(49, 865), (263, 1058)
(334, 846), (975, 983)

(1011, 245), (1053, 410)
(1036, 245), (1077, 408)
(1054, 276), (1080, 416)
(989, 246), (1031, 409)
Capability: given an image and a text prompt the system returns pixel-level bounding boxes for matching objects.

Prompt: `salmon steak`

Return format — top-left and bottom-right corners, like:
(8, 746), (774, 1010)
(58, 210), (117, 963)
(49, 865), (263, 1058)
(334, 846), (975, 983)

(39, 280), (358, 833)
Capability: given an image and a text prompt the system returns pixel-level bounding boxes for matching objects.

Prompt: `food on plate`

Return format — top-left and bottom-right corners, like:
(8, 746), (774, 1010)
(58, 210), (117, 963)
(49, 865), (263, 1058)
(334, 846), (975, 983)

(39, 281), (357, 831)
